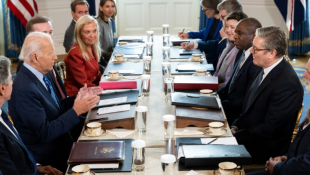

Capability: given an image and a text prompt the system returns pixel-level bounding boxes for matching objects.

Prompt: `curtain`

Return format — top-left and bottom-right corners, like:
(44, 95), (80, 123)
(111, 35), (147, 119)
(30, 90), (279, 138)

(86, 0), (96, 16)
(2, 0), (27, 60)
(288, 0), (310, 54)
(199, 6), (208, 30)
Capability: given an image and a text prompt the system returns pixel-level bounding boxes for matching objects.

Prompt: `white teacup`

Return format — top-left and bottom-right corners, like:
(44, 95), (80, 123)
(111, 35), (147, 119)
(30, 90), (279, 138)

(86, 122), (102, 134)
(114, 54), (125, 61)
(108, 70), (120, 80)
(119, 42), (127, 46)
(209, 122), (224, 135)
(218, 162), (237, 175)
(192, 53), (202, 61)
(72, 165), (90, 175)
(195, 69), (207, 76)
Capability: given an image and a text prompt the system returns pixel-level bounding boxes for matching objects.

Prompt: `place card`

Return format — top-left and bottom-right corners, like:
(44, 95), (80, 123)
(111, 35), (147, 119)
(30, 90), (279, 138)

(84, 163), (119, 169)
(97, 104), (131, 115)
(99, 97), (127, 106)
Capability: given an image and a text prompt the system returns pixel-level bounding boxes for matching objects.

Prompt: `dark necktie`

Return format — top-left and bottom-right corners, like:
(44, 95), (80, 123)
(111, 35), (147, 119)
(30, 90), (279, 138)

(299, 118), (309, 131)
(228, 52), (245, 92)
(245, 70), (264, 111)
(51, 70), (66, 99)
(43, 75), (59, 108)
(1, 112), (37, 173)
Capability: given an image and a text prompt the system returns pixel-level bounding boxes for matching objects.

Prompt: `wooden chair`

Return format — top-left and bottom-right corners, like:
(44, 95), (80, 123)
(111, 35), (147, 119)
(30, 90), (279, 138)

(55, 61), (66, 81)
(291, 104), (304, 142)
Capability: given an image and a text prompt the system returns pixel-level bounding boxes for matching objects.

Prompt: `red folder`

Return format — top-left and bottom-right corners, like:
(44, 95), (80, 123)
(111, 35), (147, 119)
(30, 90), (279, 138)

(173, 76), (218, 89)
(99, 81), (137, 89)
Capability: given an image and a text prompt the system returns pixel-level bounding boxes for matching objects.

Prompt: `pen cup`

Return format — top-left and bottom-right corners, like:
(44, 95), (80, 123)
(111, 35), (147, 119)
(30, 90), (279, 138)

(143, 56), (152, 74)
(162, 62), (171, 82)
(163, 34), (170, 47)
(164, 78), (174, 101)
(162, 47), (170, 62)
(135, 106), (148, 132)
(162, 24), (169, 34)
(146, 31), (154, 42)
(141, 75), (150, 97)
(132, 140), (146, 172)
(146, 42), (153, 56)
(161, 154), (176, 175)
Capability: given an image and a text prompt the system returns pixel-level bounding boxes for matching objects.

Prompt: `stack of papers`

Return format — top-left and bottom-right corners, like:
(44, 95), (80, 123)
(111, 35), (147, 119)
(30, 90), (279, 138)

(97, 104), (131, 115)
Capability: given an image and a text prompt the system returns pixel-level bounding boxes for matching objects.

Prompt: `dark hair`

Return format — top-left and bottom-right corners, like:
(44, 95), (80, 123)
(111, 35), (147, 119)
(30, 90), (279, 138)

(98, 0), (117, 20)
(226, 11), (248, 22)
(217, 0), (242, 14)
(201, 0), (223, 14)
(71, 0), (89, 12)
(26, 15), (51, 33)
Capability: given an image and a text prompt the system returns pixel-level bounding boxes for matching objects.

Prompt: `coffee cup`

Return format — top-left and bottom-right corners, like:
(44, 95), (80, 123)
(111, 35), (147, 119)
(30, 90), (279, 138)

(218, 162), (237, 175)
(209, 122), (224, 135)
(119, 42), (127, 46)
(195, 69), (207, 76)
(72, 165), (90, 175)
(86, 122), (102, 134)
(114, 54), (124, 62)
(108, 70), (120, 80)
(192, 53), (202, 61)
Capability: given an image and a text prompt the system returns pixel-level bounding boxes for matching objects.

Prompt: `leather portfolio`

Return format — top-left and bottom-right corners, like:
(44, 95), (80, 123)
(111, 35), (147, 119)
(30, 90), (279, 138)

(96, 89), (139, 108)
(171, 92), (220, 110)
(173, 76), (218, 89)
(99, 80), (137, 89)
(68, 141), (125, 164)
(67, 139), (134, 173)
(104, 61), (144, 76)
(171, 63), (214, 75)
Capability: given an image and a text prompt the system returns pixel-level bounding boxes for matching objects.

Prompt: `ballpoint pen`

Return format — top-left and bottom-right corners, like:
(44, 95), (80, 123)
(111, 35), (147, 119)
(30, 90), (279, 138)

(181, 28), (185, 34)
(207, 138), (218, 144)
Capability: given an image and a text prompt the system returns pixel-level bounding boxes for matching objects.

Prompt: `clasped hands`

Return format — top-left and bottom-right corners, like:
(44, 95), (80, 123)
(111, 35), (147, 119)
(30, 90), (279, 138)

(264, 156), (287, 174)
(73, 84), (102, 116)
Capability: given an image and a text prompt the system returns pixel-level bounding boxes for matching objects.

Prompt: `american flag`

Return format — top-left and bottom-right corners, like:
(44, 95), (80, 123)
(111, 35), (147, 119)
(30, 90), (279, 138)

(7, 0), (38, 28)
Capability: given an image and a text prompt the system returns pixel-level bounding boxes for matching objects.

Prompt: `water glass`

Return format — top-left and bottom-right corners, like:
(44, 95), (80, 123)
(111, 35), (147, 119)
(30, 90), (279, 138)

(143, 56), (152, 74)
(135, 106), (148, 132)
(163, 34), (170, 47)
(146, 42), (153, 56)
(162, 24), (169, 34)
(163, 115), (175, 140)
(131, 140), (146, 171)
(162, 47), (170, 62)
(141, 75), (150, 96)
(162, 62), (171, 82)
(146, 31), (154, 42)
(161, 154), (176, 175)
(164, 78), (174, 101)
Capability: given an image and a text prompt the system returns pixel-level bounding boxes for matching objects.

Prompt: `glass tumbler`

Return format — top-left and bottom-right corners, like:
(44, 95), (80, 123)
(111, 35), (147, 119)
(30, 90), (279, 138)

(146, 42), (153, 56)
(163, 34), (170, 47)
(131, 140), (146, 171)
(162, 47), (170, 62)
(161, 154), (176, 175)
(163, 115), (175, 140)
(146, 31), (154, 42)
(162, 62), (171, 82)
(164, 78), (174, 101)
(162, 24), (169, 34)
(143, 56), (152, 74)
(141, 74), (150, 97)
(135, 106), (148, 132)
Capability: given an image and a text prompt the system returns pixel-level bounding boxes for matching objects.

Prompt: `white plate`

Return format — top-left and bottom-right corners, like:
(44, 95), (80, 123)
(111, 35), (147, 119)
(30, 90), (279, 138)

(84, 129), (105, 137)
(105, 74), (123, 81)
(189, 58), (204, 62)
(204, 127), (228, 136)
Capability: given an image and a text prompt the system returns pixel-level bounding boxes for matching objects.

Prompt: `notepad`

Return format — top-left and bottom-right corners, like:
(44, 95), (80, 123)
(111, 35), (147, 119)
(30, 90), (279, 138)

(84, 163), (119, 169)
(201, 137), (238, 145)
(97, 104), (131, 115)
(99, 97), (127, 106)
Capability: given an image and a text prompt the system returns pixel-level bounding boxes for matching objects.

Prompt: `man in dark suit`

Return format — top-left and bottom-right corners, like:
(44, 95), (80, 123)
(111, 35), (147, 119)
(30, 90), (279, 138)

(8, 32), (100, 172)
(218, 18), (261, 125)
(63, 0), (89, 53)
(0, 56), (62, 175)
(231, 26), (304, 163)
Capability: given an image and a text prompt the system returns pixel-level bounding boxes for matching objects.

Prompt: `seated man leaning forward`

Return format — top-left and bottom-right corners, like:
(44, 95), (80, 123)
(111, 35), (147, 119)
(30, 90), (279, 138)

(8, 32), (100, 172)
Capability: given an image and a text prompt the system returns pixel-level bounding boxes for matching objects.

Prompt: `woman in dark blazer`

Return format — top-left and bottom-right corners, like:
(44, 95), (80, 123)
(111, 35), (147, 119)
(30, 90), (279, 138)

(65, 15), (102, 96)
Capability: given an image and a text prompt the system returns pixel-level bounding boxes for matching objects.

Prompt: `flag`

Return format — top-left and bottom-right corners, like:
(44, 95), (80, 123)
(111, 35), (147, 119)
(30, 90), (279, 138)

(7, 0), (38, 28)
(274, 0), (306, 32)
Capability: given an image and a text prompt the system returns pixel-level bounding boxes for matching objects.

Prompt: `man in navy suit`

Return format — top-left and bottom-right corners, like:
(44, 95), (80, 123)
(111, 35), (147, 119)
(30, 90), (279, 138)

(8, 32), (100, 172)
(231, 26), (303, 163)
(0, 56), (62, 175)
(217, 18), (261, 125)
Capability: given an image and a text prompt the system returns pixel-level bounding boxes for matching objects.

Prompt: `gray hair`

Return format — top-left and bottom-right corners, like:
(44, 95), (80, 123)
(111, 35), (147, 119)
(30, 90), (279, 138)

(0, 56), (11, 85)
(19, 32), (54, 62)
(217, 0), (243, 14)
(256, 26), (287, 58)
(201, 0), (223, 14)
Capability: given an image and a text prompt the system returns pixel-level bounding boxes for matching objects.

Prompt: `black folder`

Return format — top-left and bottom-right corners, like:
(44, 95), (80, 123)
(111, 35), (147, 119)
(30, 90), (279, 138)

(67, 139), (134, 173)
(104, 61), (144, 76)
(95, 89), (139, 108)
(171, 62), (214, 75)
(171, 92), (220, 109)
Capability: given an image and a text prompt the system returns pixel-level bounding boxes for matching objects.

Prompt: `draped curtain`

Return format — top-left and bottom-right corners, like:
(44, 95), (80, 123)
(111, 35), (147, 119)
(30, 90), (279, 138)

(86, 0), (96, 16)
(288, 0), (310, 54)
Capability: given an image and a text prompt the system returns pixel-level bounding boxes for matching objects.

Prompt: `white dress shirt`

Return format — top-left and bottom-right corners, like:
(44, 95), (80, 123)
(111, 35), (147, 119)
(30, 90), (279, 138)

(0, 109), (18, 138)
(261, 58), (283, 83)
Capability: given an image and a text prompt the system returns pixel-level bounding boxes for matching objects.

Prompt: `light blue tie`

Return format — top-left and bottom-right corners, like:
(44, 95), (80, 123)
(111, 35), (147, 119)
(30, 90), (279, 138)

(43, 75), (59, 108)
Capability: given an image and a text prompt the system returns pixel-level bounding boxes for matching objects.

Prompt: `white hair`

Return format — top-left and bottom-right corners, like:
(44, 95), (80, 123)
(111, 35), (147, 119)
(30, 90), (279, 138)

(0, 56), (11, 85)
(19, 32), (54, 62)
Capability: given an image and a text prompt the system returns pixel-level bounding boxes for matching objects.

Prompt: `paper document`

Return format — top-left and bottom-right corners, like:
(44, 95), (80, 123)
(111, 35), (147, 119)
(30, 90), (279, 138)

(118, 70), (135, 74)
(124, 55), (140, 58)
(83, 163), (119, 169)
(201, 137), (238, 145)
(97, 104), (131, 115)
(99, 97), (127, 106)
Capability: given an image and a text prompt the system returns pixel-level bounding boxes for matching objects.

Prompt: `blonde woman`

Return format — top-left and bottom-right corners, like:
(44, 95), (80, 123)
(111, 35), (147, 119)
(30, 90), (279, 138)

(64, 15), (102, 96)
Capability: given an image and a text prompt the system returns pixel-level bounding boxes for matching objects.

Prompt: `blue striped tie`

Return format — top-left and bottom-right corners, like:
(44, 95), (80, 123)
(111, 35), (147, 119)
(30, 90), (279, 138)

(43, 75), (59, 108)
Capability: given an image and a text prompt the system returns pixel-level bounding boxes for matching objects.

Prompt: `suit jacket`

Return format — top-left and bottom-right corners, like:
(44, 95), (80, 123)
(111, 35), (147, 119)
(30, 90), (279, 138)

(233, 59), (304, 163)
(64, 43), (102, 96)
(8, 65), (80, 165)
(63, 20), (75, 53)
(16, 61), (68, 100)
(273, 123), (310, 175)
(188, 18), (222, 41)
(0, 122), (35, 175)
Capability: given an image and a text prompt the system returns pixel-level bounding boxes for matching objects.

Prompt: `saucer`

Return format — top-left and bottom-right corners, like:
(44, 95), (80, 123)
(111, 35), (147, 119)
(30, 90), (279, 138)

(84, 129), (105, 137)
(192, 73), (209, 77)
(112, 58), (128, 64)
(105, 74), (123, 81)
(213, 169), (241, 175)
(204, 127), (228, 136)
(189, 58), (204, 62)
(90, 171), (96, 175)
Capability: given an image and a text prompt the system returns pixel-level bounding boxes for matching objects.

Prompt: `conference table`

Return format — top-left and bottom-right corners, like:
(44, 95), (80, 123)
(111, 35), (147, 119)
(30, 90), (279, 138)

(65, 36), (245, 175)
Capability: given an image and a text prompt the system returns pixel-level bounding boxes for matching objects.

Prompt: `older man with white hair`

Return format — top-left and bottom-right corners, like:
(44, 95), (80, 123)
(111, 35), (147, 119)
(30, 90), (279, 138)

(8, 32), (100, 172)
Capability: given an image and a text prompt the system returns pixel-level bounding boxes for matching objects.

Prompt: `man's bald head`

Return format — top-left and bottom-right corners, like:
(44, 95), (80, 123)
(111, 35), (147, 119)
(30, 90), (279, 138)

(239, 18), (262, 35)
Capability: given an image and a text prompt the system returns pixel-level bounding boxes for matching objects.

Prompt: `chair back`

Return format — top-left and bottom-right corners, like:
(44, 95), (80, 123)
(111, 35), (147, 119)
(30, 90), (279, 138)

(291, 104), (304, 142)
(55, 61), (66, 81)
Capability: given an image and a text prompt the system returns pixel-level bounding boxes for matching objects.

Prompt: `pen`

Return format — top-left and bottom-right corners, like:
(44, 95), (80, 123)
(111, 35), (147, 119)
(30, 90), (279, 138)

(207, 138), (218, 144)
(181, 28), (185, 34)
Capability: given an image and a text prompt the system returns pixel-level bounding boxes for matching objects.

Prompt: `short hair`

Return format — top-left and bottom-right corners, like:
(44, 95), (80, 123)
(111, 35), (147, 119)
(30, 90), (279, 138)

(98, 0), (117, 20)
(71, 0), (89, 12)
(19, 32), (54, 62)
(226, 11), (248, 22)
(26, 15), (51, 33)
(74, 15), (101, 60)
(201, 0), (223, 14)
(256, 26), (287, 58)
(239, 18), (262, 35)
(0, 56), (11, 85)
(218, 0), (243, 14)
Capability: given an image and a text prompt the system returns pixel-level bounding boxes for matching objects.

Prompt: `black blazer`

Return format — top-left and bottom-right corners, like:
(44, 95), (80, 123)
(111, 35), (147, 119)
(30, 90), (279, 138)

(233, 59), (304, 163)
(0, 122), (35, 174)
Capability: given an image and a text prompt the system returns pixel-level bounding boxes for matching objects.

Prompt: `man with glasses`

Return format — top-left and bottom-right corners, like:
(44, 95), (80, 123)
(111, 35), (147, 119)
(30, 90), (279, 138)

(231, 26), (303, 164)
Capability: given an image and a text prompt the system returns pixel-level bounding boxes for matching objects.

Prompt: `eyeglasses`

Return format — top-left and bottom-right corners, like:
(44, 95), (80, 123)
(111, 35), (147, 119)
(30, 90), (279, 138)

(202, 8), (211, 13)
(220, 14), (226, 20)
(252, 46), (271, 54)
